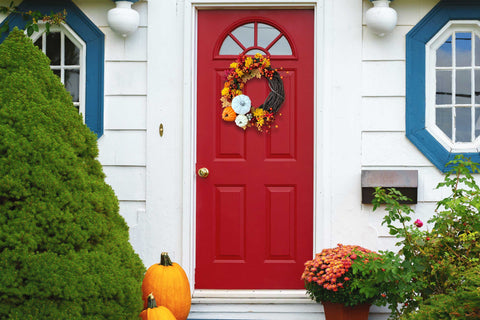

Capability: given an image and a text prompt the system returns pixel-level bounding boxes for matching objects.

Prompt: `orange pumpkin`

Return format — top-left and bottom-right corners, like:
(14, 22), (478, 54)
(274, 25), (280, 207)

(142, 252), (191, 320)
(222, 107), (236, 122)
(140, 293), (177, 320)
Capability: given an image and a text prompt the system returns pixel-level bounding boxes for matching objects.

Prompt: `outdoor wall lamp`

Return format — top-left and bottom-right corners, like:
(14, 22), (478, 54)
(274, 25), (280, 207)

(365, 0), (397, 37)
(108, 0), (140, 37)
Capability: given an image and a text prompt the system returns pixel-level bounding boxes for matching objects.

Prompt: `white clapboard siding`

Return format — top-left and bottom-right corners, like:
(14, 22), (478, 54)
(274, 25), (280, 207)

(104, 95), (147, 130)
(362, 132), (433, 167)
(103, 166), (146, 201)
(362, 26), (409, 61)
(97, 131), (146, 165)
(361, 61), (406, 97)
(105, 61), (148, 95)
(361, 97), (405, 132)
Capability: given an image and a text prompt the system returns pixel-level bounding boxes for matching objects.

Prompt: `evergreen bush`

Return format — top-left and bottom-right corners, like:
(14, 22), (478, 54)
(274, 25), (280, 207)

(0, 28), (145, 319)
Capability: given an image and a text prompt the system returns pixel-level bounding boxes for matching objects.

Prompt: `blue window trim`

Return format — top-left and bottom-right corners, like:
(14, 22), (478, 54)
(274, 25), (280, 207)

(0, 0), (105, 138)
(406, 0), (480, 172)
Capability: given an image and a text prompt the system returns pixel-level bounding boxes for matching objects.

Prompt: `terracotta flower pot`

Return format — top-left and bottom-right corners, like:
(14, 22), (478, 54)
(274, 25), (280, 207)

(322, 301), (371, 320)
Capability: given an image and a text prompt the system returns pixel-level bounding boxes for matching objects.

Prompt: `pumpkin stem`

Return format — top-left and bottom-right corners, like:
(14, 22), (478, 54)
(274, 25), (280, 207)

(147, 293), (157, 309)
(160, 252), (173, 266)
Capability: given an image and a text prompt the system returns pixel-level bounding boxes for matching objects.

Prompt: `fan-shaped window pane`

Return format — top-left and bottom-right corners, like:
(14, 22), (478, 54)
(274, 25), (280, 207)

(231, 23), (254, 48)
(269, 36), (292, 55)
(257, 23), (280, 48)
(246, 49), (266, 55)
(219, 22), (293, 56)
(219, 35), (243, 55)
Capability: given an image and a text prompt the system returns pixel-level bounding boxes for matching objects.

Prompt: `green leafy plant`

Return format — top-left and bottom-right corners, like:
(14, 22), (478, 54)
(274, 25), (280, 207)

(0, 29), (145, 319)
(402, 265), (480, 320)
(0, 2), (66, 36)
(372, 155), (480, 319)
(302, 244), (403, 307)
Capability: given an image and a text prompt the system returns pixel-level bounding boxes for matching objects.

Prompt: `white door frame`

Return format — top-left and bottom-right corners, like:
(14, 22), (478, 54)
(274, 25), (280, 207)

(180, 0), (332, 294)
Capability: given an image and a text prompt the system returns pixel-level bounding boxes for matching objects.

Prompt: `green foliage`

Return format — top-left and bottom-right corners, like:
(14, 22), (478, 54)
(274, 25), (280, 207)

(372, 155), (480, 319)
(0, 29), (145, 319)
(402, 265), (480, 320)
(0, 2), (66, 37)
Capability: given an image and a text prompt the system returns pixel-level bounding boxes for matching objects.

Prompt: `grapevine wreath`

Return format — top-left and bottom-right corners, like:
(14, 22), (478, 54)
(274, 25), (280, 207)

(220, 53), (285, 132)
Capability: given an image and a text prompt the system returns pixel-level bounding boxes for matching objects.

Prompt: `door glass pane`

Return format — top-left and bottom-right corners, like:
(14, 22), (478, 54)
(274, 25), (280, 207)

(436, 70), (452, 104)
(269, 36), (292, 55)
(456, 69), (471, 104)
(65, 69), (80, 102)
(46, 32), (61, 65)
(246, 49), (266, 56)
(257, 23), (280, 48)
(436, 35), (452, 67)
(436, 108), (452, 139)
(456, 32), (472, 67)
(65, 36), (80, 65)
(231, 23), (254, 48)
(219, 35), (243, 55)
(455, 107), (472, 142)
(475, 107), (480, 138)
(476, 35), (480, 66)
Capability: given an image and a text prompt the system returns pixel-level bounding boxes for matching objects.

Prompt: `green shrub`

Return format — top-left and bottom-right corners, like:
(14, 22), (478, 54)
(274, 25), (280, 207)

(373, 155), (480, 319)
(0, 29), (145, 319)
(402, 265), (480, 320)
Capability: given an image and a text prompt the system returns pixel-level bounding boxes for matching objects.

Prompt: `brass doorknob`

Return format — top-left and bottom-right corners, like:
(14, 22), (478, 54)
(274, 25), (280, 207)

(198, 167), (209, 178)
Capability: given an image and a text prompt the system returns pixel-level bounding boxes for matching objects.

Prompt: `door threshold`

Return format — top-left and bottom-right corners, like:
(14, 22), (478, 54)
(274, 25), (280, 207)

(192, 289), (314, 304)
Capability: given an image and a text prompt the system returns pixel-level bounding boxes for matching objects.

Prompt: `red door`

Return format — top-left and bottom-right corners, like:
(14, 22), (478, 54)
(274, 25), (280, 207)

(196, 10), (314, 289)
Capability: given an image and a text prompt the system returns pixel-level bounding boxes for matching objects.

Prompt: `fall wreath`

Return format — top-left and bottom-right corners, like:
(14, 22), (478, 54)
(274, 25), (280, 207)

(220, 53), (285, 132)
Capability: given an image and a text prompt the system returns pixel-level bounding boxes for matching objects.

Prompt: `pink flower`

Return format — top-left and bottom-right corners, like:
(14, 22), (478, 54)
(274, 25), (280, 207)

(414, 219), (423, 228)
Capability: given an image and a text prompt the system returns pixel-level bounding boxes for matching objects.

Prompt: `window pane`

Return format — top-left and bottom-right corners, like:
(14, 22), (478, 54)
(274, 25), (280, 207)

(269, 36), (292, 55)
(53, 69), (61, 79)
(436, 70), (452, 104)
(34, 37), (42, 50)
(231, 23), (254, 48)
(456, 69), (471, 104)
(65, 36), (80, 65)
(456, 32), (472, 67)
(246, 49), (266, 56)
(476, 69), (480, 104)
(46, 32), (61, 65)
(257, 23), (280, 48)
(219, 35), (243, 55)
(436, 108), (452, 139)
(65, 69), (80, 102)
(455, 107), (472, 142)
(436, 35), (452, 67)
(475, 107), (480, 138)
(476, 35), (480, 66)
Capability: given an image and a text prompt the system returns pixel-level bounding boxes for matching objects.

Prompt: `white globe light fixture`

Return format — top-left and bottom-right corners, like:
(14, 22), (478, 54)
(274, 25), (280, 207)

(108, 0), (140, 38)
(365, 0), (398, 37)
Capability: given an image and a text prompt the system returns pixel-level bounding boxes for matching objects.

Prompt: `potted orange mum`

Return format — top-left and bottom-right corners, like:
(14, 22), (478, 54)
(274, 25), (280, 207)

(302, 244), (394, 320)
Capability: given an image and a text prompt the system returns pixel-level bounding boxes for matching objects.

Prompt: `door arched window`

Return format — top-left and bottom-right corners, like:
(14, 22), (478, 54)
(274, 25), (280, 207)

(219, 21), (294, 57)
